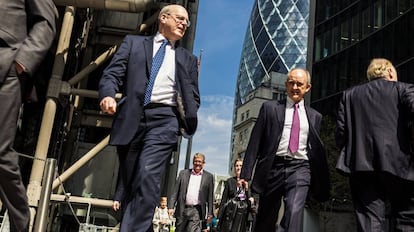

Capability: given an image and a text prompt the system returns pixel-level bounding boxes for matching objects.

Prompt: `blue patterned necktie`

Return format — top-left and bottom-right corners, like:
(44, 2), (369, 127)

(144, 39), (168, 106)
(288, 103), (300, 153)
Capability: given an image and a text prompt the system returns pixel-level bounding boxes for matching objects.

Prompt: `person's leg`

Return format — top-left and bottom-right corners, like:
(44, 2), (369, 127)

(0, 72), (30, 232)
(385, 174), (414, 232)
(186, 207), (202, 232)
(349, 173), (386, 232)
(254, 161), (284, 232)
(278, 160), (310, 232)
(121, 107), (179, 232)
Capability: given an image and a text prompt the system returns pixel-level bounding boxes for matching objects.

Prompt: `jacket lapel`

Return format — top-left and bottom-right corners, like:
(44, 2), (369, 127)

(143, 37), (154, 78)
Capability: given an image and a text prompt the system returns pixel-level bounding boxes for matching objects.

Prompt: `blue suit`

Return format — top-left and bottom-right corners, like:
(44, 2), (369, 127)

(99, 35), (200, 232)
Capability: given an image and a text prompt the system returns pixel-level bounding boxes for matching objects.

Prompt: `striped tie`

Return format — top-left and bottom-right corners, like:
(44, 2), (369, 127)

(144, 40), (168, 106)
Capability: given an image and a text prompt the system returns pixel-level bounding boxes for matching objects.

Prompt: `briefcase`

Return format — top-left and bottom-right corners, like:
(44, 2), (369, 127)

(218, 194), (250, 232)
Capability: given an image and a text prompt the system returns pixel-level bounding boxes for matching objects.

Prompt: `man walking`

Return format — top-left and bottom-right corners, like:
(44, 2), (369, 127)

(0, 0), (57, 231)
(168, 153), (214, 232)
(239, 68), (330, 232)
(336, 58), (414, 231)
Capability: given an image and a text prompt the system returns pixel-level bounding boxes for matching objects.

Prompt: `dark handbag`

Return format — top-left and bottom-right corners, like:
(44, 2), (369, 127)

(218, 190), (251, 232)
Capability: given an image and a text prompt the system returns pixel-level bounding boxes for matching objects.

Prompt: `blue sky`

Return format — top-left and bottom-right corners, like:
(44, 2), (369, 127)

(178, 1), (254, 176)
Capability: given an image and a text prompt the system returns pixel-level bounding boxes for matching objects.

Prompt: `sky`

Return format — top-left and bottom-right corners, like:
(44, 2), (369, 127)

(178, 1), (255, 176)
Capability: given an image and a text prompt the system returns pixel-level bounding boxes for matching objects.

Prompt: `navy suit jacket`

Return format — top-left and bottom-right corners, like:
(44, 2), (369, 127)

(0, 0), (57, 82)
(240, 100), (330, 202)
(168, 169), (214, 220)
(99, 35), (200, 145)
(336, 78), (414, 181)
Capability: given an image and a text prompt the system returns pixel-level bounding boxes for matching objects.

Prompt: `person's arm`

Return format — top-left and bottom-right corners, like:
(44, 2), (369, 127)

(240, 103), (268, 181)
(152, 207), (160, 227)
(204, 172), (214, 224)
(168, 170), (182, 216)
(98, 35), (132, 110)
(335, 92), (347, 149)
(16, 0), (57, 76)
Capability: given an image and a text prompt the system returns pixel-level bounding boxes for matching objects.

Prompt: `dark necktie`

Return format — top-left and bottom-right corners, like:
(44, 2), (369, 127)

(144, 39), (168, 106)
(289, 103), (300, 153)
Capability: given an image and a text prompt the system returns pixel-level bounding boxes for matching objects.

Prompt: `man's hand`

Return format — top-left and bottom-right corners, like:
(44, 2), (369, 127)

(168, 208), (174, 216)
(100, 96), (117, 115)
(238, 178), (249, 191)
(112, 200), (120, 211)
(15, 61), (26, 75)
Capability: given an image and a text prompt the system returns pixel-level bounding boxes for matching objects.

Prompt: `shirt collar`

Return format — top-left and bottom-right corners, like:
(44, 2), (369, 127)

(191, 169), (203, 176)
(287, 97), (304, 109)
(154, 32), (175, 47)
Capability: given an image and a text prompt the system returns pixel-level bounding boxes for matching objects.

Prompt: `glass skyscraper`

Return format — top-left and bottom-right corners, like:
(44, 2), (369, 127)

(235, 0), (310, 106)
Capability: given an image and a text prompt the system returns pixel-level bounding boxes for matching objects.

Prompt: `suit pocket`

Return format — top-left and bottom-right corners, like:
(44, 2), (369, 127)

(0, 47), (18, 83)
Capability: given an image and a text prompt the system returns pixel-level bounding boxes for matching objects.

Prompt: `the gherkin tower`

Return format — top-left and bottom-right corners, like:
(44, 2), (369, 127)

(235, 0), (309, 106)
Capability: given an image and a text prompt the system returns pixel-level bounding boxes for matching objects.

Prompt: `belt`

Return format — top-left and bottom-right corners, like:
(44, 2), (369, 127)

(276, 155), (294, 161)
(185, 204), (200, 208)
(144, 103), (173, 109)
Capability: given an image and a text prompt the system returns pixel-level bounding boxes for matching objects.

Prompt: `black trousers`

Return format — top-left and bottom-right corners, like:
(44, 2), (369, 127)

(254, 157), (310, 232)
(0, 68), (30, 232)
(349, 172), (414, 232)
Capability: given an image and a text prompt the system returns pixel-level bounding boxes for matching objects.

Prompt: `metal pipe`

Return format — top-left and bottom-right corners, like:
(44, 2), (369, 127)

(53, 0), (156, 13)
(50, 194), (113, 208)
(34, 159), (57, 232)
(68, 45), (118, 86)
(52, 136), (110, 190)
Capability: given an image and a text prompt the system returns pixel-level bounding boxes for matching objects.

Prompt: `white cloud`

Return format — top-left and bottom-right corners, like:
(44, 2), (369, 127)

(179, 95), (234, 176)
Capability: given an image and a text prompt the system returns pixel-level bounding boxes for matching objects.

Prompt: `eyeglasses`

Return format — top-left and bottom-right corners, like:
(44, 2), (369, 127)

(166, 13), (191, 28)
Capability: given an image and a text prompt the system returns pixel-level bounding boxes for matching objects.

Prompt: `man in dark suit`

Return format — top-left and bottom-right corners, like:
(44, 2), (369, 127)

(99, 4), (200, 232)
(168, 153), (214, 232)
(239, 68), (330, 232)
(336, 58), (414, 231)
(219, 158), (257, 232)
(0, 0), (57, 231)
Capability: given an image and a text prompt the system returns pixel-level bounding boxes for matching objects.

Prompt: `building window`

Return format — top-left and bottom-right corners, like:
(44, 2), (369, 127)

(361, 7), (371, 38)
(351, 14), (360, 43)
(241, 113), (245, 122)
(246, 110), (250, 119)
(340, 20), (350, 49)
(373, 0), (383, 29)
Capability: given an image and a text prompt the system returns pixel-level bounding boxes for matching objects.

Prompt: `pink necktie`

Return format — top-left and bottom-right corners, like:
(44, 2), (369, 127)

(289, 103), (300, 153)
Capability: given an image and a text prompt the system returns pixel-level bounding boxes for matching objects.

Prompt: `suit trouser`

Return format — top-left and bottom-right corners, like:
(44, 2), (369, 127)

(176, 206), (202, 232)
(0, 69), (30, 232)
(349, 172), (414, 232)
(117, 106), (179, 232)
(254, 157), (310, 232)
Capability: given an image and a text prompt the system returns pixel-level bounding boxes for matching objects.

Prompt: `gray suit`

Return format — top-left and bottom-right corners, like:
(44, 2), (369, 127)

(0, 0), (57, 231)
(169, 169), (214, 232)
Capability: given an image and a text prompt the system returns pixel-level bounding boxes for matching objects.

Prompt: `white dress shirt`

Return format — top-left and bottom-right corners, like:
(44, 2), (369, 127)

(276, 98), (310, 160)
(150, 32), (177, 106)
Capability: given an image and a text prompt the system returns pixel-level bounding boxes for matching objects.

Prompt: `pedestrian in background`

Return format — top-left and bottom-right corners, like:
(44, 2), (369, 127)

(0, 0), (57, 231)
(99, 4), (200, 232)
(336, 58), (414, 231)
(219, 158), (257, 232)
(153, 197), (172, 232)
(239, 68), (330, 232)
(168, 153), (214, 232)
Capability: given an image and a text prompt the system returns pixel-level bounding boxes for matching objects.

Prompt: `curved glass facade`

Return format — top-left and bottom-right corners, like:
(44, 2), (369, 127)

(235, 0), (310, 106)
